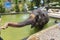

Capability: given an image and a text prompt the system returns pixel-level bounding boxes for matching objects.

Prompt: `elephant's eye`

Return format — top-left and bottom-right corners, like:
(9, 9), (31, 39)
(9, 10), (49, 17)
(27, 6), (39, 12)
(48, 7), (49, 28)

(42, 14), (45, 16)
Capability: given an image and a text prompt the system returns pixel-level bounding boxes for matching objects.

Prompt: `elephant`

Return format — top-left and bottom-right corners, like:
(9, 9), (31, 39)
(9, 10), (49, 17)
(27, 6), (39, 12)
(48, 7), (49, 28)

(0, 7), (49, 30)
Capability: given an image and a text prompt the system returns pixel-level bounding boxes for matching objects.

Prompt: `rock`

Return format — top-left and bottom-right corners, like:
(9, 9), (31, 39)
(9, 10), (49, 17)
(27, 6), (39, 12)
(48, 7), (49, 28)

(27, 23), (60, 40)
(48, 13), (60, 18)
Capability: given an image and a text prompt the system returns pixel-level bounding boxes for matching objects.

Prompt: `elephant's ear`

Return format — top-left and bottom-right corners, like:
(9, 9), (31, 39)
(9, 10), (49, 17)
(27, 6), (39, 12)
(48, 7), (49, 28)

(31, 14), (41, 28)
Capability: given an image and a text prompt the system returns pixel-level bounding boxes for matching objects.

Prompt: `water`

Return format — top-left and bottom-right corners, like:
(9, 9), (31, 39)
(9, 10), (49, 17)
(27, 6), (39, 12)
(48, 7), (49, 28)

(0, 14), (60, 40)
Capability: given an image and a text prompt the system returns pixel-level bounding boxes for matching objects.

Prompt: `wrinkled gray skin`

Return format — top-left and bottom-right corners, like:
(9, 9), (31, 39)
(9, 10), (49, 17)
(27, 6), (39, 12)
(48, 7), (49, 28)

(22, 8), (49, 40)
(30, 8), (49, 29)
(8, 7), (49, 29)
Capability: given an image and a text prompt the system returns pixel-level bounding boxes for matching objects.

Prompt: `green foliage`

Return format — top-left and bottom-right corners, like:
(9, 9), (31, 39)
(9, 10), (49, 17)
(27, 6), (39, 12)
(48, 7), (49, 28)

(50, 0), (60, 2)
(30, 1), (34, 10)
(15, 0), (20, 12)
(15, 4), (20, 12)
(0, 3), (5, 13)
(33, 0), (40, 7)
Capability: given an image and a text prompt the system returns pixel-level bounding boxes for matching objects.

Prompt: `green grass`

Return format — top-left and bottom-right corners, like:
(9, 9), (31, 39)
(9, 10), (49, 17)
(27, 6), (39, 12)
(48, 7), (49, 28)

(1, 14), (60, 40)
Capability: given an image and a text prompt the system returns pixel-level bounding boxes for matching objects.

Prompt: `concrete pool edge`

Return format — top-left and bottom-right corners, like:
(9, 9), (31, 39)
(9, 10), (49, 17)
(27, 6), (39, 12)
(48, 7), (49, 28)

(48, 13), (60, 18)
(27, 23), (60, 40)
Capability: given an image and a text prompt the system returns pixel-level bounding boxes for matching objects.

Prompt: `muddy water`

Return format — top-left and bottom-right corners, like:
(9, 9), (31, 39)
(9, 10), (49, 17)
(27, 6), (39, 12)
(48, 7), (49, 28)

(0, 14), (60, 40)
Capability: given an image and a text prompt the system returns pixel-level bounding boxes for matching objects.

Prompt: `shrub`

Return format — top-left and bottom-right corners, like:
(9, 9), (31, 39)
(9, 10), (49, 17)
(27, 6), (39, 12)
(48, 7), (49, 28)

(0, 3), (5, 13)
(15, 4), (20, 12)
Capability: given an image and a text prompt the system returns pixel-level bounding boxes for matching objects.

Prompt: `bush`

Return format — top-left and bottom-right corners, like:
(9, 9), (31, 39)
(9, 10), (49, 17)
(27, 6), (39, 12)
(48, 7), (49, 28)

(15, 4), (20, 12)
(0, 3), (5, 13)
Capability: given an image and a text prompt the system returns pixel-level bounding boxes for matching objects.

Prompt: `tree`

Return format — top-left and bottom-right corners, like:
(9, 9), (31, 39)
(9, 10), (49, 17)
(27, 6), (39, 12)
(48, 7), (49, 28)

(33, 0), (40, 7)
(15, 0), (19, 12)
(30, 0), (34, 10)
(0, 1), (5, 13)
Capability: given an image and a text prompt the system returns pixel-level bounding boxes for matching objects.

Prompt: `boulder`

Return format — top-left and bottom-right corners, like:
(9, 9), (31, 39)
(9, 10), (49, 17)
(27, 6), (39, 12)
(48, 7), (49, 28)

(27, 23), (60, 40)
